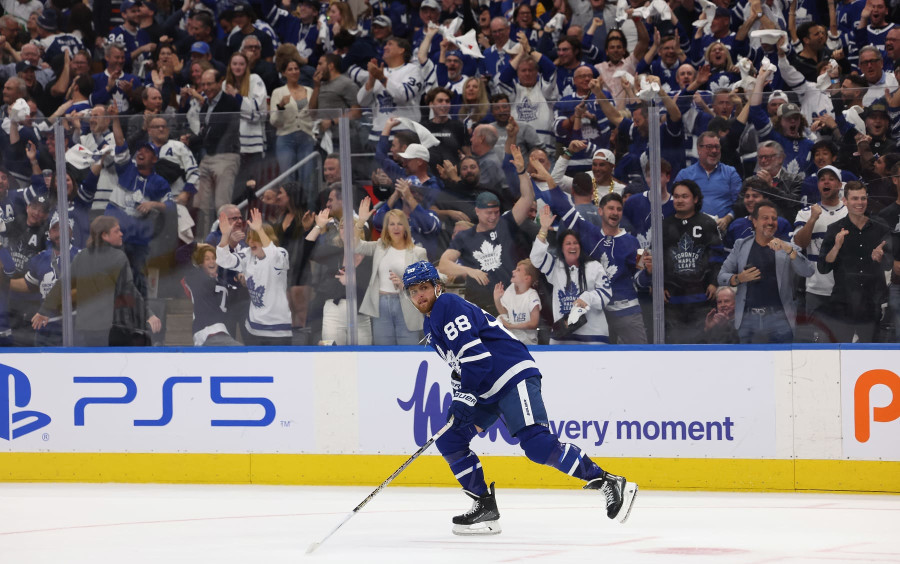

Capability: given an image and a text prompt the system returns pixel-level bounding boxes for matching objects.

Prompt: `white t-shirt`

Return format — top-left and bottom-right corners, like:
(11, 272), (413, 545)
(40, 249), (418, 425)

(378, 246), (408, 294)
(792, 202), (847, 297)
(500, 286), (541, 345)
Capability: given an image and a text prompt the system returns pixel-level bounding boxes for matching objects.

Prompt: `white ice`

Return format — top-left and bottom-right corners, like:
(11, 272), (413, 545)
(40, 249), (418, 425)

(0, 483), (898, 563)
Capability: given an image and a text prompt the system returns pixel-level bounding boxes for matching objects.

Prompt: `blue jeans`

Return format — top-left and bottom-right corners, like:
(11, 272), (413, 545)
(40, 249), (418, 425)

(275, 130), (316, 209)
(371, 293), (421, 346)
(890, 284), (900, 341)
(738, 308), (793, 344)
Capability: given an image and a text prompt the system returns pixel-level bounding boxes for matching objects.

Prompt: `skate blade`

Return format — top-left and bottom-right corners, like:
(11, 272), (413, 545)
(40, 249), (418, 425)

(615, 482), (638, 524)
(452, 520), (502, 536)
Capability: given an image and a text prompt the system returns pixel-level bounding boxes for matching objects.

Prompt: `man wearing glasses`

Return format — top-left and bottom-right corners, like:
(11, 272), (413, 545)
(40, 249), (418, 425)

(146, 116), (199, 207)
(858, 45), (898, 106)
(240, 36), (279, 93)
(205, 204), (249, 342)
(673, 131), (742, 233)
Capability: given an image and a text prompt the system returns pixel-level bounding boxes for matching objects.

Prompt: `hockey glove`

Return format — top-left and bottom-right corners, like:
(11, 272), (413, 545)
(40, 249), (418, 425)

(448, 390), (477, 428)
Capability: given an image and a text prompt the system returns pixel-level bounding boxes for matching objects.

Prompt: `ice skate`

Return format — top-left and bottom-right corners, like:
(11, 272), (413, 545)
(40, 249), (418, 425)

(584, 472), (638, 523)
(452, 482), (502, 535)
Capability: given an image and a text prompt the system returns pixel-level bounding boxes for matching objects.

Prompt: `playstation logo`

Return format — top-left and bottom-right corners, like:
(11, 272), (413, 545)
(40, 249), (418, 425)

(1, 363), (51, 440)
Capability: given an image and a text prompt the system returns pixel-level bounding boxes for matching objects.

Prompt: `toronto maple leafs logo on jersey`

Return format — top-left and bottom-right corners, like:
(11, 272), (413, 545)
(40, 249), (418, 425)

(516, 97), (538, 122)
(557, 280), (579, 315)
(435, 343), (462, 374)
(673, 233), (702, 274)
(708, 73), (733, 91)
(376, 91), (397, 112)
(784, 158), (802, 177)
(473, 240), (502, 272)
(599, 251), (618, 280)
(247, 276), (266, 308)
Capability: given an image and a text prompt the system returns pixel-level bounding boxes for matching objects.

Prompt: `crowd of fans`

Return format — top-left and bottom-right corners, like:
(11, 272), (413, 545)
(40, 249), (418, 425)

(0, 0), (898, 347)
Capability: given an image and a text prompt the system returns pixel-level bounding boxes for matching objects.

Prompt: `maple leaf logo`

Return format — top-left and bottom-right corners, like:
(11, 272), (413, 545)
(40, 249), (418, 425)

(473, 240), (502, 272)
(600, 252), (618, 280)
(247, 276), (265, 309)
(785, 159), (801, 177)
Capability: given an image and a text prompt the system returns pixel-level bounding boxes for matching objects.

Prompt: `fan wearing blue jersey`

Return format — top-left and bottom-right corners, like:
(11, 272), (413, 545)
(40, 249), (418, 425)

(402, 260), (638, 536)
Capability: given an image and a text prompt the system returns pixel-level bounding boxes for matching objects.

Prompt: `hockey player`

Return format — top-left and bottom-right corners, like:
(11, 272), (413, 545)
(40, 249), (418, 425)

(402, 260), (638, 535)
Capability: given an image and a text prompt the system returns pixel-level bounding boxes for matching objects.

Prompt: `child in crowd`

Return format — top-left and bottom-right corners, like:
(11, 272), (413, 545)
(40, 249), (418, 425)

(493, 259), (541, 345)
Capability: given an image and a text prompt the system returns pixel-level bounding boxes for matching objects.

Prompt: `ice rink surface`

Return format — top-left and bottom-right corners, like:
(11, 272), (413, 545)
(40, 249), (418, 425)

(0, 483), (898, 563)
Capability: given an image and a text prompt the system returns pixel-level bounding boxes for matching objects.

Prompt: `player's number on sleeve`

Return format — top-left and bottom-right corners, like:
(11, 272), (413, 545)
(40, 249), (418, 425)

(443, 315), (472, 341)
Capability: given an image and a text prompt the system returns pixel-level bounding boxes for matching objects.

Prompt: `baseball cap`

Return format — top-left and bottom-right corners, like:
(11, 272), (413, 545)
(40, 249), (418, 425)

(15, 60), (37, 73)
(230, 3), (254, 18)
(120, 0), (141, 12)
(136, 141), (158, 155)
(29, 195), (50, 212)
(445, 49), (463, 61)
(769, 90), (788, 104)
(777, 103), (801, 118)
(863, 102), (889, 119)
(592, 149), (616, 165)
(397, 143), (430, 161)
(190, 41), (210, 55)
(36, 10), (58, 31)
(373, 15), (392, 28)
(714, 7), (730, 18)
(421, 0), (440, 10)
(475, 192), (500, 209)
(816, 165), (841, 179)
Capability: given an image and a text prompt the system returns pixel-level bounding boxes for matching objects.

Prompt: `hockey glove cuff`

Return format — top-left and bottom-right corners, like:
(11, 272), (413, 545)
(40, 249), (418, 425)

(449, 390), (477, 428)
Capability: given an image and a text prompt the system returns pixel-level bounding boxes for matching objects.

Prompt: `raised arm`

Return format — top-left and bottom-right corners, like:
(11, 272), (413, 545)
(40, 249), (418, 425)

(510, 144), (536, 225)
(590, 77), (624, 128)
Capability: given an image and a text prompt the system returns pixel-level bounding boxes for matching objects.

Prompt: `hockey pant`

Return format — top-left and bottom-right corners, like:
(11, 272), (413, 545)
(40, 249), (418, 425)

(435, 377), (605, 496)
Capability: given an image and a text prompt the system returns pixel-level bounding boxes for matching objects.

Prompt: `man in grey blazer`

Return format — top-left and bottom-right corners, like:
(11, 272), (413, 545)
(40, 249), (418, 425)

(718, 200), (815, 343)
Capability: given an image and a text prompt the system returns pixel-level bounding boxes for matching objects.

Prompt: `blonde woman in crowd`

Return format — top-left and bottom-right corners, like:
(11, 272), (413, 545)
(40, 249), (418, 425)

(355, 195), (428, 345)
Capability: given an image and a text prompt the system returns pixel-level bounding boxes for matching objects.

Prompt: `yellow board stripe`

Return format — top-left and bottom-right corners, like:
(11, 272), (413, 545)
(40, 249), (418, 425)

(0, 454), (898, 493)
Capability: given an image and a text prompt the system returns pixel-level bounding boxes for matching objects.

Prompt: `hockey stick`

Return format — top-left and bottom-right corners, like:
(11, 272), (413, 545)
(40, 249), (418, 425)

(305, 416), (455, 554)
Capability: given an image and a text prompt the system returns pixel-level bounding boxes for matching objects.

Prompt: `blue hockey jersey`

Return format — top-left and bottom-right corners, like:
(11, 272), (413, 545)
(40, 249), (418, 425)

(423, 292), (540, 405)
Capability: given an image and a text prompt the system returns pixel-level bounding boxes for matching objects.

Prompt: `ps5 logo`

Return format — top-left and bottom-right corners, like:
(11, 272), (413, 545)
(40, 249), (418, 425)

(0, 363), (51, 440)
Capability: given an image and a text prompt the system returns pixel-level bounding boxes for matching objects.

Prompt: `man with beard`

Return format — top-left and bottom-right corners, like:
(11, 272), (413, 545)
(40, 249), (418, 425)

(818, 182), (893, 342)
(719, 200), (813, 343)
(642, 180), (724, 344)
(552, 143), (626, 199)
(792, 165), (848, 334)
(438, 147), (535, 315)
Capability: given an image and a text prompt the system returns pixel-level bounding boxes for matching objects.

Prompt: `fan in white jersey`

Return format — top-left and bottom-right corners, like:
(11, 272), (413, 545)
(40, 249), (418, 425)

(357, 36), (424, 143)
(215, 208), (292, 345)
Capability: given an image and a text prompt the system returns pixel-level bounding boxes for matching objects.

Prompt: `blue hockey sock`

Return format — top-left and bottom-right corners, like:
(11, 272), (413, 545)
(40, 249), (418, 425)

(444, 450), (487, 496)
(518, 425), (604, 482)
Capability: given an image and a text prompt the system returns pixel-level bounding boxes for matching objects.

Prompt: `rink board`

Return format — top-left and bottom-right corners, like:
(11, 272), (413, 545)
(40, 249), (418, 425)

(0, 347), (899, 493)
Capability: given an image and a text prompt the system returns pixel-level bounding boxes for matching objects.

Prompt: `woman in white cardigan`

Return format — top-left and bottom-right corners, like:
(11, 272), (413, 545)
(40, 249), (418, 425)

(269, 54), (316, 209)
(224, 52), (268, 194)
(355, 196), (428, 345)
